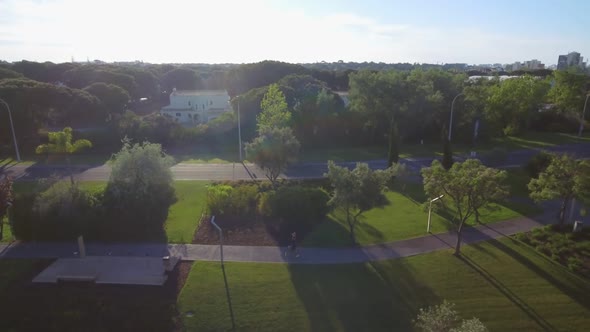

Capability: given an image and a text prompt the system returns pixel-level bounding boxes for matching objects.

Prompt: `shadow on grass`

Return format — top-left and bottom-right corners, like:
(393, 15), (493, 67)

(221, 264), (236, 332)
(468, 225), (590, 312)
(0, 259), (186, 332)
(457, 253), (557, 331)
(287, 258), (440, 331)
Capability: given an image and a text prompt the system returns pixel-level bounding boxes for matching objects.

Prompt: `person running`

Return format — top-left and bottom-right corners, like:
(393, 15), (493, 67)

(285, 231), (299, 257)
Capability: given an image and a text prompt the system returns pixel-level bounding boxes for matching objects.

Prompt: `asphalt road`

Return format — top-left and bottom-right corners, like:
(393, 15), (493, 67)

(1, 142), (589, 182)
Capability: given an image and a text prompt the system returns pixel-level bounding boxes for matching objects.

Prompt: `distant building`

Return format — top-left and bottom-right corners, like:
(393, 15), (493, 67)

(160, 89), (230, 124)
(335, 91), (350, 107)
(557, 51), (586, 70)
(504, 59), (545, 71)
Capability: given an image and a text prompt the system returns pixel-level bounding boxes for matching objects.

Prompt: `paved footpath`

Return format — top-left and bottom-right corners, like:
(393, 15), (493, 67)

(0, 210), (560, 265)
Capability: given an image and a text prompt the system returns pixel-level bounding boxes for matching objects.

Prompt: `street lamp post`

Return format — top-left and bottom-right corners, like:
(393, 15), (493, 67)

(579, 94), (590, 137)
(0, 98), (21, 162)
(427, 195), (444, 233)
(448, 93), (464, 142)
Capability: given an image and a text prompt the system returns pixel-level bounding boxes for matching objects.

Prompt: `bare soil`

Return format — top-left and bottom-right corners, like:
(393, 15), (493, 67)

(193, 216), (312, 246)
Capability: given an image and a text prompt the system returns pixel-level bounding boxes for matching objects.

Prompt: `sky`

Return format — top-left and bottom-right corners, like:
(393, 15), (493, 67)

(0, 0), (588, 65)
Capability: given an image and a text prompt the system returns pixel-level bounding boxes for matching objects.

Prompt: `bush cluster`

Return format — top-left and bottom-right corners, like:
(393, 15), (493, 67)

(516, 225), (590, 276)
(206, 184), (258, 218)
(206, 182), (331, 229)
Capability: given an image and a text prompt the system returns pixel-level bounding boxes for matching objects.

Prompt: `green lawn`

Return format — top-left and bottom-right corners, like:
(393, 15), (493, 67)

(165, 181), (209, 243)
(178, 238), (590, 331)
(303, 178), (540, 247)
(299, 131), (590, 161)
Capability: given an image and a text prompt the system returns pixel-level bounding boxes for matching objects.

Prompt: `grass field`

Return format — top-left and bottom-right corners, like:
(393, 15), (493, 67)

(298, 131), (590, 161)
(178, 237), (590, 331)
(165, 181), (209, 243)
(303, 176), (540, 247)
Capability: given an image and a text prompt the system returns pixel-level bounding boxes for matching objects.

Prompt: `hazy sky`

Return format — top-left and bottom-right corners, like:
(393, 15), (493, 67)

(0, 0), (588, 65)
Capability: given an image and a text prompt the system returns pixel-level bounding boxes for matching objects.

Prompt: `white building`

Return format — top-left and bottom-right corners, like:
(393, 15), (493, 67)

(160, 89), (231, 124)
(335, 91), (350, 107)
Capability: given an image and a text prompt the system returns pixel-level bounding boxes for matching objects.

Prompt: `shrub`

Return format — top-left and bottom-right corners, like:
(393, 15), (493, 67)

(11, 182), (100, 241)
(206, 183), (259, 218)
(514, 233), (529, 242)
(525, 152), (553, 178)
(229, 184), (258, 217)
(206, 185), (233, 216)
(262, 185), (330, 227)
(503, 123), (520, 136)
(567, 256), (583, 273)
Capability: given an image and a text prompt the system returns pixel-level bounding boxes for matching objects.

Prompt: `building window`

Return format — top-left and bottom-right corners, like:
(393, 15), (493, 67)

(188, 114), (192, 118)
(176, 113), (181, 117)
(188, 101), (191, 106)
(210, 100), (213, 105)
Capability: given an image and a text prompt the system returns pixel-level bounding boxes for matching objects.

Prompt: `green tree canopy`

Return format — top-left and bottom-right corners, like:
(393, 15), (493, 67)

(84, 82), (130, 116)
(486, 76), (550, 135)
(528, 154), (590, 225)
(35, 127), (92, 184)
(0, 176), (13, 240)
(325, 161), (403, 243)
(103, 140), (176, 241)
(414, 301), (488, 332)
(422, 159), (508, 255)
(257, 83), (291, 133)
(245, 127), (300, 186)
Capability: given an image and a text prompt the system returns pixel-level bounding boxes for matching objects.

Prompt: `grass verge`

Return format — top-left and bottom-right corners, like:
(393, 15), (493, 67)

(178, 237), (590, 331)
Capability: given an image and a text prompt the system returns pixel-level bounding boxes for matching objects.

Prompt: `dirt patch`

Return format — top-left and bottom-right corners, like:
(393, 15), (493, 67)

(0, 259), (193, 332)
(193, 216), (312, 246)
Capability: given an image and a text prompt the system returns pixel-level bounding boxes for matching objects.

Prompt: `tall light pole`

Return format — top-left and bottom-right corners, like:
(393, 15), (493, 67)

(427, 195), (444, 233)
(0, 97), (21, 162)
(448, 93), (464, 142)
(578, 94), (590, 137)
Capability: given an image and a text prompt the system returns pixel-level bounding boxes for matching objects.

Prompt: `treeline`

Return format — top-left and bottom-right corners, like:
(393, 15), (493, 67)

(1, 59), (589, 159)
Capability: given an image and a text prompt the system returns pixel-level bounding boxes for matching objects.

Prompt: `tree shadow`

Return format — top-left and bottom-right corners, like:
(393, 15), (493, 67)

(287, 258), (441, 331)
(471, 226), (590, 311)
(456, 253), (557, 331)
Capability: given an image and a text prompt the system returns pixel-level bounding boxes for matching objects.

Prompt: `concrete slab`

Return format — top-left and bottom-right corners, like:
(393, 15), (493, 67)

(33, 256), (173, 286)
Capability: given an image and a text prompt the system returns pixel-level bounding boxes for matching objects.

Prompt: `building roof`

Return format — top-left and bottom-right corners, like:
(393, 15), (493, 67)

(161, 106), (193, 112)
(171, 90), (228, 96)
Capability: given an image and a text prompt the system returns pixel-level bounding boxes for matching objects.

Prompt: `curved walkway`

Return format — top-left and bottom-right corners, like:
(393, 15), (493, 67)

(0, 210), (559, 265)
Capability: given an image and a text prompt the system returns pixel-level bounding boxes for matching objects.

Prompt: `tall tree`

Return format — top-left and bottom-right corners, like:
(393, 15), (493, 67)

(349, 70), (411, 166)
(486, 75), (550, 135)
(35, 127), (92, 184)
(325, 161), (403, 244)
(422, 159), (508, 255)
(257, 83), (291, 133)
(548, 69), (590, 131)
(528, 154), (590, 225)
(83, 82), (130, 118)
(245, 127), (300, 186)
(0, 176), (13, 241)
(103, 140), (176, 241)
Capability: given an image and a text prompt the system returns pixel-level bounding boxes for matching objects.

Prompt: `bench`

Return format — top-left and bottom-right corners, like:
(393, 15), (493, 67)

(57, 275), (97, 283)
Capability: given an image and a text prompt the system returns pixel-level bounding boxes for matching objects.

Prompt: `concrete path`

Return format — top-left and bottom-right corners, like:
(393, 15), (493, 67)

(0, 209), (563, 265)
